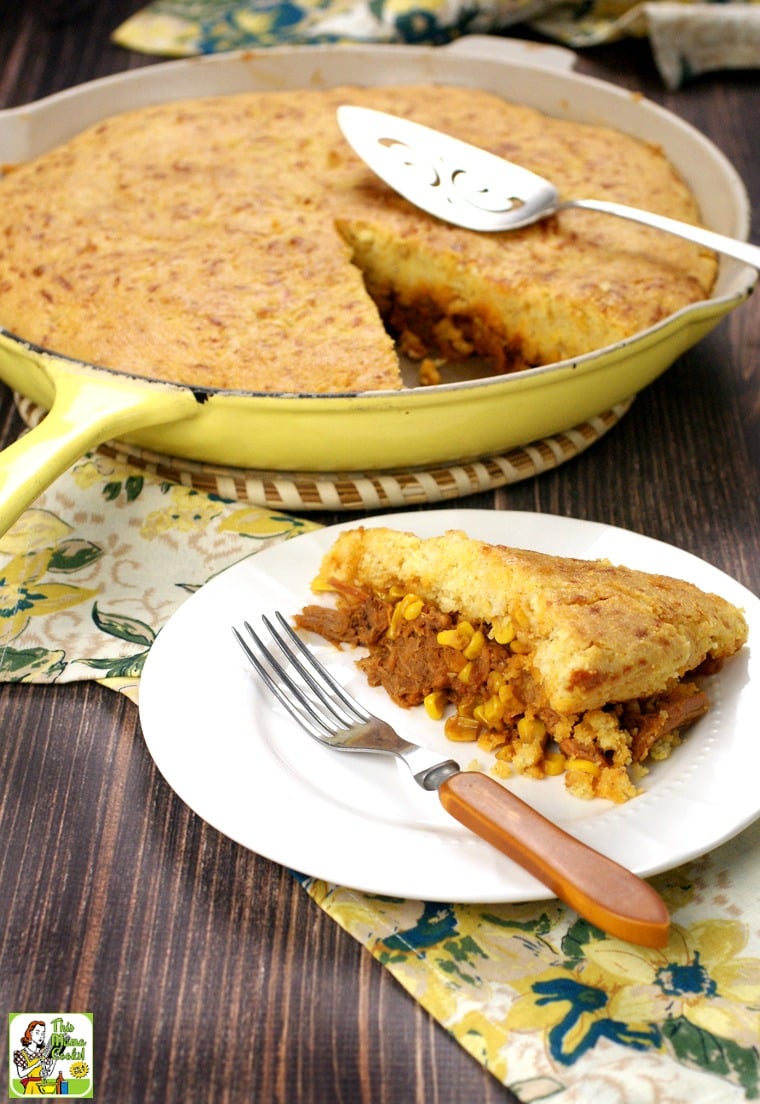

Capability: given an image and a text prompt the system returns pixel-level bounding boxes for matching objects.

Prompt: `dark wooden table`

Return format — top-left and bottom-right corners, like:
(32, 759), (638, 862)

(1, 4), (758, 1101)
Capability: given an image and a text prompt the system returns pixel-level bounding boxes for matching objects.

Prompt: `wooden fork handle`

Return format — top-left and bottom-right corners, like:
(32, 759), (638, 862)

(438, 771), (670, 948)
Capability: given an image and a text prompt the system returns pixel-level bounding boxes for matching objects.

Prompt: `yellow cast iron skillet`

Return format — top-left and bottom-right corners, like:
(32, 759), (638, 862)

(0, 38), (754, 536)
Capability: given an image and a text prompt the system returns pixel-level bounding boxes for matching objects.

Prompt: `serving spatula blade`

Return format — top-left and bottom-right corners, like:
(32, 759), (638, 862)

(336, 104), (760, 269)
(336, 103), (557, 232)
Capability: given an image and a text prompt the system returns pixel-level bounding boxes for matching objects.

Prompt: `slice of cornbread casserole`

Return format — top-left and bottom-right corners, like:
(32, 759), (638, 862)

(295, 527), (748, 802)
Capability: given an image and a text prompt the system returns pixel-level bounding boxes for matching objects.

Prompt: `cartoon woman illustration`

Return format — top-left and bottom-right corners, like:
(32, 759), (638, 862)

(13, 1020), (56, 1095)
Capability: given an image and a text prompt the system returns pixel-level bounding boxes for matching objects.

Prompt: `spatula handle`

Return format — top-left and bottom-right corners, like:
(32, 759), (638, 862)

(438, 771), (670, 948)
(566, 198), (760, 271)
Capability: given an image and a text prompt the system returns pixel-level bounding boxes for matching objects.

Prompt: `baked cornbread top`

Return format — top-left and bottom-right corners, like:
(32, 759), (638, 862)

(311, 527), (747, 714)
(0, 85), (716, 393)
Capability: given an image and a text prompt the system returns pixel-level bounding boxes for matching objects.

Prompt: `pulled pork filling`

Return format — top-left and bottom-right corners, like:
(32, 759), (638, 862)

(296, 583), (712, 803)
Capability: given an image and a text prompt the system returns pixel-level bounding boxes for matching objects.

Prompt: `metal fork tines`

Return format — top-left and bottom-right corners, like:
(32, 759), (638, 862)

(232, 612), (461, 789)
(233, 611), (671, 949)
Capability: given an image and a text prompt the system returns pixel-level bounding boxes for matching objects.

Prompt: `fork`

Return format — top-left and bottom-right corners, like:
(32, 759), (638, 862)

(233, 612), (670, 948)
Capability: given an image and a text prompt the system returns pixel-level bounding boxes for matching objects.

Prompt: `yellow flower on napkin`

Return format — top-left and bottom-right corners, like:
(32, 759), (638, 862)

(140, 484), (229, 537)
(217, 507), (317, 539)
(0, 509), (98, 646)
(506, 916), (760, 1091)
(587, 920), (760, 1050)
(381, 0), (445, 13)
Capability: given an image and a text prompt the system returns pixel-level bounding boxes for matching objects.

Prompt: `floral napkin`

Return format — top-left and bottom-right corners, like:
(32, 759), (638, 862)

(2, 445), (759, 1101)
(112, 0), (760, 87)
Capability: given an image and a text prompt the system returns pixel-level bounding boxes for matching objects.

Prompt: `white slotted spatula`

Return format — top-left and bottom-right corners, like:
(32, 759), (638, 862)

(337, 105), (760, 270)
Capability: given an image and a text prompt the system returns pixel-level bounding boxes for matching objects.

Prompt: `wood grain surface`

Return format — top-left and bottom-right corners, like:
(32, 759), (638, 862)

(0, 4), (758, 1101)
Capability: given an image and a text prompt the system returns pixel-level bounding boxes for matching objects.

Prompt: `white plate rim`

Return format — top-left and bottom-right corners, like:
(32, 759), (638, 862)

(138, 509), (759, 903)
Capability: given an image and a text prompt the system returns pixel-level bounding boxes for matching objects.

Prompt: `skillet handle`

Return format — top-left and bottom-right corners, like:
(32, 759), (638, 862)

(438, 771), (670, 948)
(0, 361), (201, 537)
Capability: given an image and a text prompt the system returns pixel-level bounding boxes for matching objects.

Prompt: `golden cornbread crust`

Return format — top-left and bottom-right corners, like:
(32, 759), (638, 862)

(0, 85), (715, 393)
(299, 527), (747, 801)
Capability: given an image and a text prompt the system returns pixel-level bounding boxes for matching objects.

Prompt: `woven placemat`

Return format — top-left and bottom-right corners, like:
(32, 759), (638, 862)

(15, 393), (633, 511)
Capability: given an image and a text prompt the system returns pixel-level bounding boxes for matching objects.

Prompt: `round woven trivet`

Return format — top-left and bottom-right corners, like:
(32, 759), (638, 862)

(15, 394), (633, 511)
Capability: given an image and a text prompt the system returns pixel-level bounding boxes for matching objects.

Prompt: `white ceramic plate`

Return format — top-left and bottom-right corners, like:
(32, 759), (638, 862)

(139, 510), (759, 902)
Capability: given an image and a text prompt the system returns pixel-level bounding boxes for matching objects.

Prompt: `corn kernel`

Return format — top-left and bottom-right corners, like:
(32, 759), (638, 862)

(490, 619), (515, 645)
(566, 758), (600, 776)
(512, 603), (530, 629)
(418, 358), (442, 386)
(543, 752), (566, 776)
(437, 628), (464, 649)
(474, 699), (505, 729)
(311, 577), (335, 593)
(400, 595), (423, 620)
(498, 683), (520, 709)
(423, 690), (447, 721)
(509, 640), (531, 655)
(444, 714), (481, 742)
(388, 593), (422, 638)
(457, 621), (475, 641)
(463, 629), (485, 660)
(457, 661), (474, 684)
(482, 695), (504, 727)
(517, 716), (546, 742)
(486, 670), (504, 694)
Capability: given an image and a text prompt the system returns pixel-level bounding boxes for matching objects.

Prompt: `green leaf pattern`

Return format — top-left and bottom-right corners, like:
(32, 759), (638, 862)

(0, 451), (317, 692)
(306, 848), (760, 1098)
(112, 0), (760, 89)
